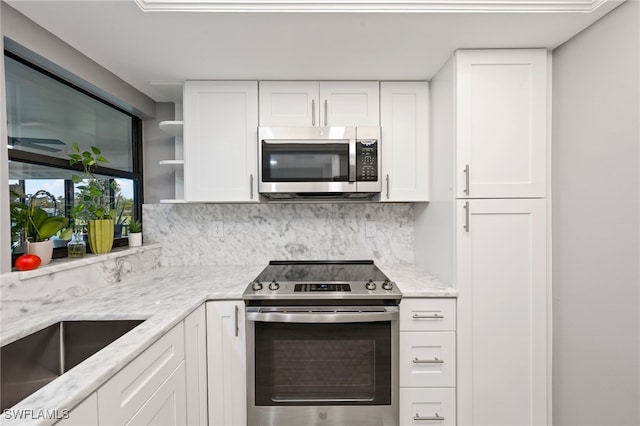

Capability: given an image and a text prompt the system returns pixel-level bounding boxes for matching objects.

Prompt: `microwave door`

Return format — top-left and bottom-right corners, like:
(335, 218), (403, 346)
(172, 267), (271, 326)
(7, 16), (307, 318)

(260, 139), (356, 194)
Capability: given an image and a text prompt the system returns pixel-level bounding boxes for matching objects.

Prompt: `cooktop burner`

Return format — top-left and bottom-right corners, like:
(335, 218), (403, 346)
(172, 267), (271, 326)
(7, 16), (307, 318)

(243, 260), (402, 303)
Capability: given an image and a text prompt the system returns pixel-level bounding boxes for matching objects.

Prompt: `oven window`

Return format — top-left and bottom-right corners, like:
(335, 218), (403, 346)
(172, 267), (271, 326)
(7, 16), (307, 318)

(254, 322), (391, 406)
(261, 141), (349, 182)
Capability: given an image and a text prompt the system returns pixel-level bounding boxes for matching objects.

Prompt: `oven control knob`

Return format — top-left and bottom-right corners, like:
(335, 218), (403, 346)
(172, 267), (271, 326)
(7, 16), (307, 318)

(365, 279), (376, 291)
(269, 280), (280, 291)
(251, 281), (263, 291)
(382, 280), (394, 291)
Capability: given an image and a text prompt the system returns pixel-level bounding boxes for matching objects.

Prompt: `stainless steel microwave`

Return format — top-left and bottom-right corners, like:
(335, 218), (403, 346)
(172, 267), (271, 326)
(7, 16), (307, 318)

(258, 126), (381, 200)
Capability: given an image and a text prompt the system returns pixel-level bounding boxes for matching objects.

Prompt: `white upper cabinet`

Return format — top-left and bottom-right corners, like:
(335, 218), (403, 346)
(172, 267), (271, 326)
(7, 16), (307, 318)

(184, 81), (259, 202)
(259, 81), (380, 126)
(456, 49), (547, 198)
(380, 82), (430, 202)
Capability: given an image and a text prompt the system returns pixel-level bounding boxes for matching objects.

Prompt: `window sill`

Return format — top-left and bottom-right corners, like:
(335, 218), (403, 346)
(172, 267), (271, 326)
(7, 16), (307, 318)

(13, 243), (162, 281)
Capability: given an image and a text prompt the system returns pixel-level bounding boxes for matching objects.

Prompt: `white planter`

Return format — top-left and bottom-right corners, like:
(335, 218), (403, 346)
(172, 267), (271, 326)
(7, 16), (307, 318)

(25, 239), (54, 265)
(128, 233), (142, 247)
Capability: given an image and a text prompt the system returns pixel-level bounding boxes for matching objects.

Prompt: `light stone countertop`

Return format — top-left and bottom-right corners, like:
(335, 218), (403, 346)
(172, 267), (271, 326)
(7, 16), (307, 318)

(0, 263), (454, 426)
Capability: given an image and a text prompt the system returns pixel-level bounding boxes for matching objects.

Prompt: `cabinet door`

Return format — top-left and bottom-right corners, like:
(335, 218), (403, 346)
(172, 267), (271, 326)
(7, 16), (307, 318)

(456, 50), (547, 198)
(400, 388), (456, 426)
(185, 304), (208, 425)
(400, 332), (456, 388)
(55, 393), (98, 426)
(98, 323), (185, 425)
(126, 363), (188, 426)
(206, 301), (246, 426)
(319, 81), (380, 126)
(184, 81), (259, 202)
(400, 298), (456, 332)
(380, 82), (430, 202)
(259, 81), (319, 126)
(456, 198), (549, 426)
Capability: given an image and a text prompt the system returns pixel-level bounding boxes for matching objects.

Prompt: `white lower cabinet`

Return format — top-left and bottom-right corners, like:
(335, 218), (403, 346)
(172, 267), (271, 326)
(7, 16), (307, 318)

(399, 388), (456, 426)
(456, 198), (549, 426)
(206, 301), (246, 426)
(97, 323), (187, 425)
(185, 304), (208, 425)
(56, 393), (98, 426)
(125, 363), (187, 425)
(399, 298), (456, 426)
(55, 304), (211, 426)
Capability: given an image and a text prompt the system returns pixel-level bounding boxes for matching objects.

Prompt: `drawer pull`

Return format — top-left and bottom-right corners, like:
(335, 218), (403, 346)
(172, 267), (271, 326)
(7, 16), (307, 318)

(414, 413), (445, 421)
(413, 356), (444, 364)
(412, 313), (443, 320)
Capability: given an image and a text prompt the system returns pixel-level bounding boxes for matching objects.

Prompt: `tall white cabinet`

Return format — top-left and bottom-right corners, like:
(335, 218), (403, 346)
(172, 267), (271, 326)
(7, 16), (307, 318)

(419, 49), (551, 426)
(183, 81), (259, 202)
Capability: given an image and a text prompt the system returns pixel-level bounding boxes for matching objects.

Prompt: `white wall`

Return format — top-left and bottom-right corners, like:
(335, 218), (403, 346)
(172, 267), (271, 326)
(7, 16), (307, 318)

(1, 3), (155, 119)
(0, 3), (158, 272)
(552, 2), (640, 425)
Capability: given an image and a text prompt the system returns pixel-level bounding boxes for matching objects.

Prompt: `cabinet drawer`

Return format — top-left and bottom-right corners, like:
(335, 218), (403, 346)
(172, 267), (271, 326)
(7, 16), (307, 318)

(97, 323), (185, 425)
(400, 332), (456, 387)
(399, 388), (456, 426)
(400, 299), (456, 331)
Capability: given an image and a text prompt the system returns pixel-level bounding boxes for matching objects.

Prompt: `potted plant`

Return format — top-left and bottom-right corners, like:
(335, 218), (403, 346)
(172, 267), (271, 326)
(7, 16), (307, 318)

(68, 143), (115, 254)
(128, 220), (142, 247)
(18, 190), (68, 265)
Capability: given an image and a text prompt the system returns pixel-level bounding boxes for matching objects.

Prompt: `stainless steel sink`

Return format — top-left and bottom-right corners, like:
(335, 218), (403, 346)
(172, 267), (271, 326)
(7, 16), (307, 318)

(1, 319), (144, 410)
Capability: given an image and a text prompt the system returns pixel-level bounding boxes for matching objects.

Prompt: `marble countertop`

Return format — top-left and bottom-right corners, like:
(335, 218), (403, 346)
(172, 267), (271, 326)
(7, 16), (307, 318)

(0, 263), (454, 425)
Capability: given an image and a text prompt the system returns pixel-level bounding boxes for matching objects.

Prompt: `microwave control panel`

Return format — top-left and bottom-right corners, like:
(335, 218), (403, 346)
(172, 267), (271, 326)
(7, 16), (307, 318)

(356, 140), (379, 182)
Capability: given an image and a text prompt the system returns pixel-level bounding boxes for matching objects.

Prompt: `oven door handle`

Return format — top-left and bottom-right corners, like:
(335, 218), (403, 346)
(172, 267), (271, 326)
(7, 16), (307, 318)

(246, 310), (398, 324)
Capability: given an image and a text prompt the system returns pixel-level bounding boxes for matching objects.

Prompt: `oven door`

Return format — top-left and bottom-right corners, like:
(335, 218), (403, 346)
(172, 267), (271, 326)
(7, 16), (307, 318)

(258, 127), (357, 194)
(246, 306), (399, 426)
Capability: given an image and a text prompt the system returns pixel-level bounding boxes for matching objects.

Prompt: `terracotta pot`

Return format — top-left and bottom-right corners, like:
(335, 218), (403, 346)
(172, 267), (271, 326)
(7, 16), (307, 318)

(128, 233), (142, 247)
(88, 219), (114, 254)
(25, 239), (54, 265)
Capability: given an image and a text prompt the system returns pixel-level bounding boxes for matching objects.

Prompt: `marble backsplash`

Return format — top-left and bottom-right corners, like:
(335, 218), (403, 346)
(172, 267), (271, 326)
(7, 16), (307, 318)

(0, 245), (162, 322)
(143, 202), (415, 266)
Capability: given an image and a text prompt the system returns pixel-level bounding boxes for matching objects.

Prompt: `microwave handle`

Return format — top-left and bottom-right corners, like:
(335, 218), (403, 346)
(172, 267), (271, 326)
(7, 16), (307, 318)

(349, 140), (356, 183)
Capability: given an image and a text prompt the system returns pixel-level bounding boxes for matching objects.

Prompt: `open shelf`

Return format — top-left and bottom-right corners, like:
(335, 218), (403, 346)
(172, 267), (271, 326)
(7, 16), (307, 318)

(158, 160), (185, 166)
(158, 120), (183, 137)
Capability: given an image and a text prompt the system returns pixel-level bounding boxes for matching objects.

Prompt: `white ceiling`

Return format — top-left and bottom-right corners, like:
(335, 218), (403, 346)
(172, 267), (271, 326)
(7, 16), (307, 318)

(6, 0), (625, 102)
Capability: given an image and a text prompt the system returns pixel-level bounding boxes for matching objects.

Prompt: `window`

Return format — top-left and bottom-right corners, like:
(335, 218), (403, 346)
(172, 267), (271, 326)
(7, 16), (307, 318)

(6, 50), (143, 261)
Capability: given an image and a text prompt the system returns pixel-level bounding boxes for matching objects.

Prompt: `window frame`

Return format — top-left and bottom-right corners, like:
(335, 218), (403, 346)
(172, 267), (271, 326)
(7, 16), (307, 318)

(6, 49), (144, 262)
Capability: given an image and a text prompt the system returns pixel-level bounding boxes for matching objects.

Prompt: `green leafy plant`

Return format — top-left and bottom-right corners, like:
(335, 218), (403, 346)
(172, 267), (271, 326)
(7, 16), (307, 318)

(68, 143), (113, 220)
(24, 190), (69, 242)
(10, 187), (29, 249)
(128, 219), (142, 234)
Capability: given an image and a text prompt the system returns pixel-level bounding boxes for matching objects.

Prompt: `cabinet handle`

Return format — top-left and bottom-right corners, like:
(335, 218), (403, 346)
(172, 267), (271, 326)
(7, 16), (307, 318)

(414, 413), (445, 421)
(412, 313), (443, 320)
(311, 100), (316, 126)
(463, 164), (470, 195)
(324, 99), (328, 126)
(235, 305), (239, 337)
(250, 174), (254, 199)
(413, 356), (444, 364)
(386, 174), (390, 199)
(464, 201), (470, 233)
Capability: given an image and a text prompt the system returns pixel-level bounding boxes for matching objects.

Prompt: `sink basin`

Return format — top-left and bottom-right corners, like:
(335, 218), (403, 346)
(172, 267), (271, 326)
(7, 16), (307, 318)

(1, 319), (144, 410)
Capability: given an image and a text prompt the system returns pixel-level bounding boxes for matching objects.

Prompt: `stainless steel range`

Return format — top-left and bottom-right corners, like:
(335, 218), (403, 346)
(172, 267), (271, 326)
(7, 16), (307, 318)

(243, 260), (401, 426)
